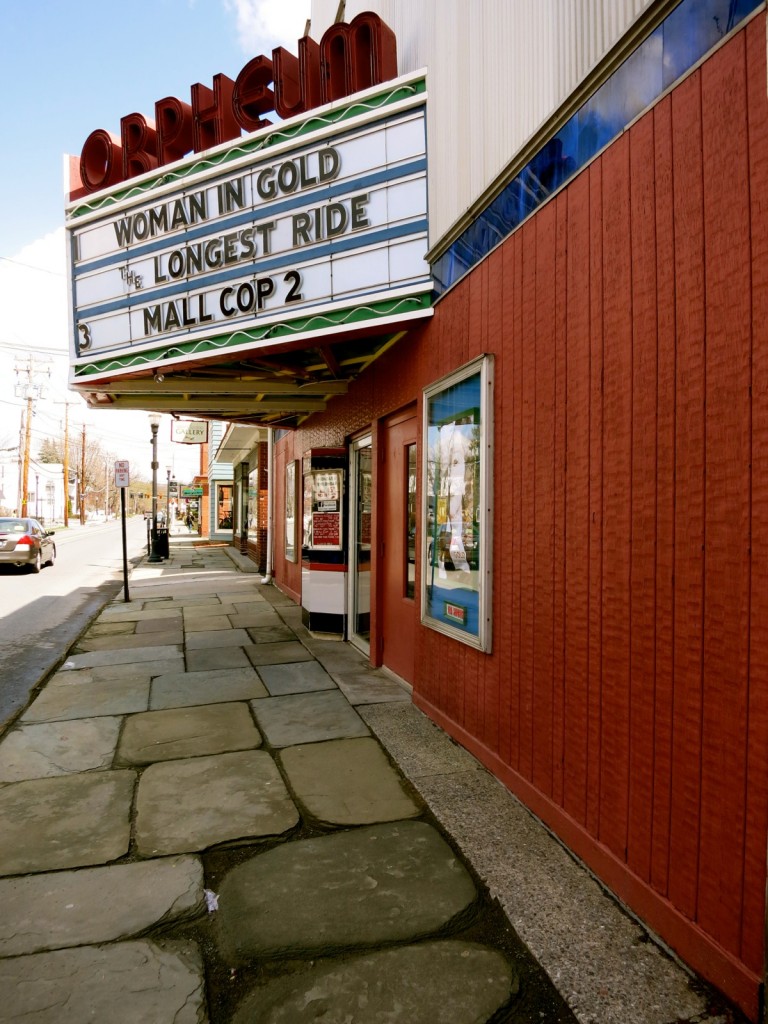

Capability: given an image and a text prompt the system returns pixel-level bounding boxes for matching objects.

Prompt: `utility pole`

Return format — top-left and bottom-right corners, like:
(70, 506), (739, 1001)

(80, 423), (87, 525)
(54, 399), (79, 528)
(21, 393), (32, 516)
(14, 355), (51, 518)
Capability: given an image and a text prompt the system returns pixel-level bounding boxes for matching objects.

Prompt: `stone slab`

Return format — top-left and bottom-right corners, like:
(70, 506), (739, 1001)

(76, 629), (184, 651)
(231, 941), (516, 1024)
(85, 621), (135, 637)
(0, 939), (206, 1024)
(246, 624), (297, 644)
(332, 670), (411, 705)
(20, 677), (150, 723)
(0, 717), (122, 781)
(244, 641), (314, 666)
(251, 690), (369, 747)
(279, 738), (420, 825)
(217, 820), (477, 960)
(135, 616), (185, 633)
(257, 660), (337, 696)
(0, 855), (204, 956)
(99, 608), (182, 623)
(135, 750), (298, 856)
(229, 610), (284, 629)
(0, 770), (135, 875)
(151, 668), (267, 710)
(183, 604), (238, 618)
(296, 643), (368, 674)
(61, 646), (183, 670)
(183, 616), (233, 632)
(184, 628), (251, 649)
(117, 702), (262, 765)
(185, 646), (251, 672)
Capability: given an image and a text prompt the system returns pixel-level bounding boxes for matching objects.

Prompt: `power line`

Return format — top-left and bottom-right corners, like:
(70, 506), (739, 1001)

(0, 255), (64, 278)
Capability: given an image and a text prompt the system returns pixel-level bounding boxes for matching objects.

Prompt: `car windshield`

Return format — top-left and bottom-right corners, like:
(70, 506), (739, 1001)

(0, 519), (27, 533)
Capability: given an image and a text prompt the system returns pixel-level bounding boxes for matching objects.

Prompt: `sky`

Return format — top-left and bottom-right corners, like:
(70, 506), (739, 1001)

(0, 0), (311, 484)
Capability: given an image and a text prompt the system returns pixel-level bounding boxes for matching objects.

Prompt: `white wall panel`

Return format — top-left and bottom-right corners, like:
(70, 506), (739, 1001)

(311, 0), (654, 247)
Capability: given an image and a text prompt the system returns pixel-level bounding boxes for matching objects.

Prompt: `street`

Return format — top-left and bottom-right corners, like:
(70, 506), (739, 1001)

(0, 516), (148, 730)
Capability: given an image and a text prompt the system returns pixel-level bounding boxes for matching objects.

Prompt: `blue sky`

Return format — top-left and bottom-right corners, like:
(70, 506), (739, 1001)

(1, 0), (310, 255)
(0, 0), (310, 482)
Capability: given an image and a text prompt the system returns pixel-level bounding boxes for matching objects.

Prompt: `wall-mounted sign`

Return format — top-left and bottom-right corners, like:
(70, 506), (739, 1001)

(171, 420), (209, 444)
(182, 486), (204, 497)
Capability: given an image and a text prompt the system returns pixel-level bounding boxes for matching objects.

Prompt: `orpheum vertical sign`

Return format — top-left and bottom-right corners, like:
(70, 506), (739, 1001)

(66, 13), (432, 388)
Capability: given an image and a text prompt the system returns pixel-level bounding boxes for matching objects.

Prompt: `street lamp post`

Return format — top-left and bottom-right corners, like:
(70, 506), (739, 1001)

(148, 413), (163, 562)
(166, 466), (172, 533)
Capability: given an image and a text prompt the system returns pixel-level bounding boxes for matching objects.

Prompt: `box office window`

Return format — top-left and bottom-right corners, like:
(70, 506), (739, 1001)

(422, 355), (493, 651)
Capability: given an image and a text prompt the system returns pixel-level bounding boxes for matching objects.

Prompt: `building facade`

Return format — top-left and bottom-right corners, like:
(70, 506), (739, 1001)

(66, 2), (768, 1016)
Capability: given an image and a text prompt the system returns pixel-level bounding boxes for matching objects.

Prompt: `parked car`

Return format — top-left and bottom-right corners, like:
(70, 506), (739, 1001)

(0, 517), (56, 573)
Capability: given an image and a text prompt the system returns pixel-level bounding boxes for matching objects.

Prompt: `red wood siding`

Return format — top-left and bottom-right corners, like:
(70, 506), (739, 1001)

(272, 16), (768, 1017)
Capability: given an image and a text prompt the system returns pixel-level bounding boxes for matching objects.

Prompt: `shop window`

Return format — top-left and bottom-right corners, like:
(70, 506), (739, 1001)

(285, 460), (298, 562)
(422, 355), (493, 651)
(247, 467), (259, 540)
(216, 483), (233, 530)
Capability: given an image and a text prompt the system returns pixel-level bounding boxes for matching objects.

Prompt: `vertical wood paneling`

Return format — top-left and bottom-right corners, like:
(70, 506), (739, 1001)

(697, 36), (751, 956)
(518, 221), (537, 780)
(510, 229), (525, 769)
(627, 112), (658, 883)
(741, 15), (768, 975)
(586, 160), (604, 838)
(552, 193), (568, 806)
(668, 71), (706, 921)
(650, 95), (676, 899)
(497, 239), (516, 767)
(564, 174), (592, 825)
(484, 249), (504, 754)
(533, 204), (557, 797)
(598, 133), (633, 858)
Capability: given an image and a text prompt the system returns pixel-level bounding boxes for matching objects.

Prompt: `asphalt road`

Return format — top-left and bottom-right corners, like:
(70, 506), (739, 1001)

(0, 516), (149, 731)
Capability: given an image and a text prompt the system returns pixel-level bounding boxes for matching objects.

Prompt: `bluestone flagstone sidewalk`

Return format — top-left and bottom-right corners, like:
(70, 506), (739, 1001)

(0, 529), (741, 1024)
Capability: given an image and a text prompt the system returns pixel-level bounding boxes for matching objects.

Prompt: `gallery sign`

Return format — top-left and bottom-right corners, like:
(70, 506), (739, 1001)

(67, 70), (429, 380)
(171, 420), (209, 444)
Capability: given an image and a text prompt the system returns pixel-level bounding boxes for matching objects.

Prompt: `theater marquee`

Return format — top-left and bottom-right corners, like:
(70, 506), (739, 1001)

(67, 70), (429, 387)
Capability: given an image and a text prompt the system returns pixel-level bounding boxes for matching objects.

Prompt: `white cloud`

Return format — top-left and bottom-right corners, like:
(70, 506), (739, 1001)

(223, 0), (312, 55)
(0, 233), (201, 483)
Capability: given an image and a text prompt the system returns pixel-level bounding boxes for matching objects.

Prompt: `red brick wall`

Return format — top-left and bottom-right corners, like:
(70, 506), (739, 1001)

(273, 17), (768, 1016)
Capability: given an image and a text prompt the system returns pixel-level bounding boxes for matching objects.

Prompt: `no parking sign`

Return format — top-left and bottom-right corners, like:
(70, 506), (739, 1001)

(114, 460), (130, 488)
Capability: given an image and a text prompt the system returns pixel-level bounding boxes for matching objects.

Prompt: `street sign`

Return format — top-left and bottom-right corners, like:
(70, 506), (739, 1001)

(182, 486), (204, 497)
(114, 460), (130, 488)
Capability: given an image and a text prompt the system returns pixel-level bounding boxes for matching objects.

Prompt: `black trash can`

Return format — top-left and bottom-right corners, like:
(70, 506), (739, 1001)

(155, 526), (169, 558)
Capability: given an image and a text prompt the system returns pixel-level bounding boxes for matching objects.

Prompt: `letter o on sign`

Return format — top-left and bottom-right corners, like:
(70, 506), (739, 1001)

(80, 129), (124, 193)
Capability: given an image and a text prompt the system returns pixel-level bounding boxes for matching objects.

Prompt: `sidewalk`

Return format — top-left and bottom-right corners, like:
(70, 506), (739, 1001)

(0, 530), (740, 1023)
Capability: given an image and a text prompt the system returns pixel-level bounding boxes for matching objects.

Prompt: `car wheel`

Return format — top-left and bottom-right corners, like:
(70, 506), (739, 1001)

(30, 551), (42, 574)
(45, 546), (56, 568)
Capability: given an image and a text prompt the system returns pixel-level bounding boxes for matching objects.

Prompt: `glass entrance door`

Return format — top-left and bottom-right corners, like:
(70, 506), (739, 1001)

(348, 435), (372, 654)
